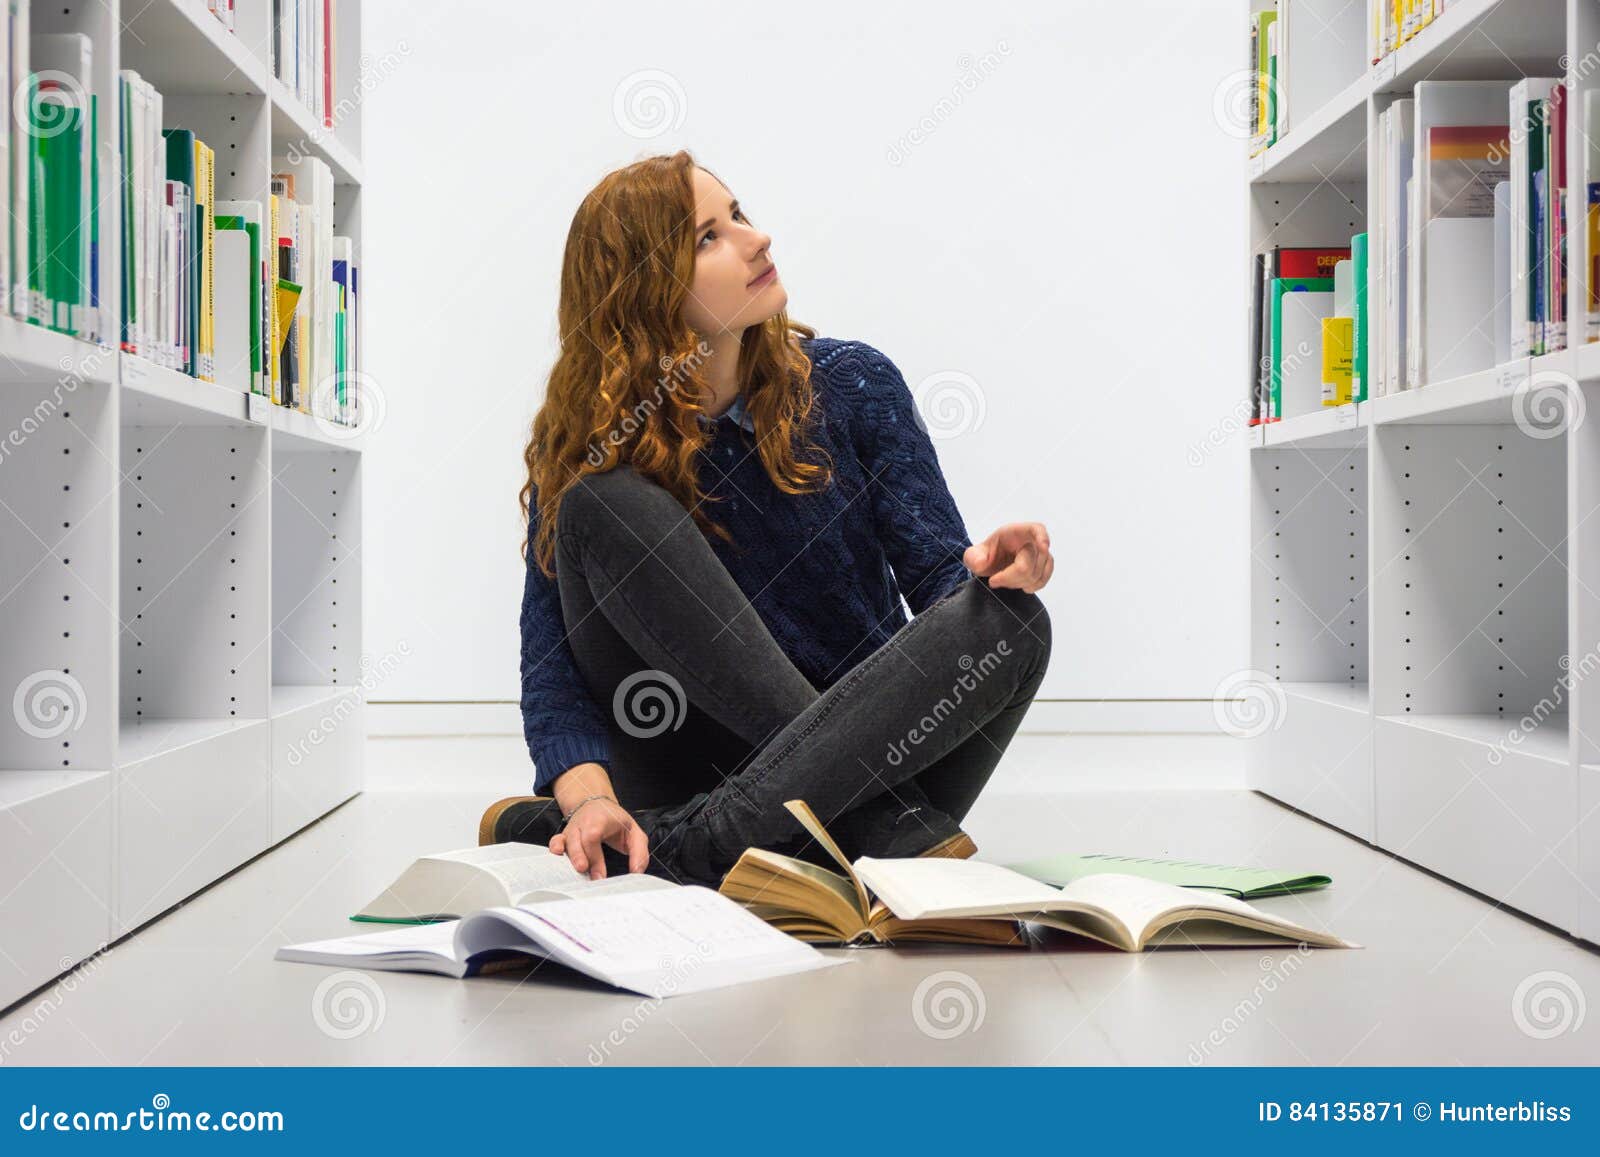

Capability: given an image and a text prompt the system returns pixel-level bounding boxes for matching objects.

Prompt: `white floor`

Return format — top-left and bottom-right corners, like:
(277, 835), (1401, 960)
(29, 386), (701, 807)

(2, 734), (1597, 1065)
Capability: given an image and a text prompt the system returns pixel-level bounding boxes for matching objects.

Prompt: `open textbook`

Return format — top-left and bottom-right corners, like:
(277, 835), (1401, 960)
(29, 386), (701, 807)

(853, 856), (1361, 951)
(720, 801), (1358, 951)
(277, 884), (849, 999)
(350, 842), (675, 923)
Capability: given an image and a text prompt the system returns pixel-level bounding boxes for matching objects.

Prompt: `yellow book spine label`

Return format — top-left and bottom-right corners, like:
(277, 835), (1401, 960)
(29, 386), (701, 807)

(1322, 316), (1355, 405)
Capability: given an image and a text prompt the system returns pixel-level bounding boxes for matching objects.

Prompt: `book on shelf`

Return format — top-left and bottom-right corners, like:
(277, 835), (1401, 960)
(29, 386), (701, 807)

(718, 801), (1359, 951)
(279, 885), (847, 999)
(215, 200), (267, 396)
(1250, 245), (1350, 424)
(272, 0), (337, 129)
(29, 32), (97, 342)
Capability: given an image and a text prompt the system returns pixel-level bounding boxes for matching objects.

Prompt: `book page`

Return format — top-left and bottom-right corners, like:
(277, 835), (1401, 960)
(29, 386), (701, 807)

(518, 872), (677, 904)
(429, 843), (587, 897)
(1056, 872), (1285, 938)
(852, 857), (1063, 920)
(474, 885), (845, 998)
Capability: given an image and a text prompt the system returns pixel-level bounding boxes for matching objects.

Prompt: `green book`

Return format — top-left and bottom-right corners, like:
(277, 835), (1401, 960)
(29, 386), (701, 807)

(1002, 852), (1332, 900)
(1269, 276), (1334, 419)
(1351, 232), (1368, 402)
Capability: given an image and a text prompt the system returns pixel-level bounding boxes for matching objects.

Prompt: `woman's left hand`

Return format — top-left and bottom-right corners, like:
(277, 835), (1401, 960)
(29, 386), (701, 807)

(964, 523), (1052, 592)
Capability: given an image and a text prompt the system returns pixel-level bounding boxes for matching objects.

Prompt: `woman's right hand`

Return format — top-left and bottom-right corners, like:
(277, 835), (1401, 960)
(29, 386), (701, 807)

(549, 796), (650, 880)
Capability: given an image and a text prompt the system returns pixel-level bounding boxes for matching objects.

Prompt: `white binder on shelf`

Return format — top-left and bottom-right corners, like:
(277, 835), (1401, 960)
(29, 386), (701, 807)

(1280, 0), (1366, 136)
(1279, 287), (1336, 419)
(1409, 80), (1514, 388)
(1494, 179), (1512, 367)
(1381, 98), (1414, 396)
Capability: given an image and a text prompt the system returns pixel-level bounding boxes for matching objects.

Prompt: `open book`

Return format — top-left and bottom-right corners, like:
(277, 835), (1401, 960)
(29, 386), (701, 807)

(277, 884), (849, 999)
(351, 842), (675, 923)
(852, 855), (1361, 951)
(718, 801), (1029, 947)
(720, 801), (1358, 951)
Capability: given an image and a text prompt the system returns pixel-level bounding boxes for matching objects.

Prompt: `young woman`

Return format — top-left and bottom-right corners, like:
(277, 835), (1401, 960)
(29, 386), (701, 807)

(481, 150), (1054, 888)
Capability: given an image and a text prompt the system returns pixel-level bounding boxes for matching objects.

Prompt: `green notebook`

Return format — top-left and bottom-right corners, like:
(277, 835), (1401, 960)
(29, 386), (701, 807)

(1002, 853), (1331, 900)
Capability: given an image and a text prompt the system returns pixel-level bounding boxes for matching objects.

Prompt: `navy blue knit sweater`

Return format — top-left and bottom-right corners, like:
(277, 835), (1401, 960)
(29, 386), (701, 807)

(519, 336), (975, 793)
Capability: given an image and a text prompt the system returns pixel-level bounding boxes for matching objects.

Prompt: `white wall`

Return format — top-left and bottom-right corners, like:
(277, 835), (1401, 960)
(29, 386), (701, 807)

(358, 0), (1250, 728)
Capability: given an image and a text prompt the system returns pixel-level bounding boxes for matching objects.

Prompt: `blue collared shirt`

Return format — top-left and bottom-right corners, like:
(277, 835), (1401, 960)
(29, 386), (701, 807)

(697, 392), (757, 434)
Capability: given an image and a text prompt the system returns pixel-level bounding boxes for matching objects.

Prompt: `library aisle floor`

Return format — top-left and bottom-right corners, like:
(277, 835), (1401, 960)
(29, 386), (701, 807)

(3, 734), (1597, 1066)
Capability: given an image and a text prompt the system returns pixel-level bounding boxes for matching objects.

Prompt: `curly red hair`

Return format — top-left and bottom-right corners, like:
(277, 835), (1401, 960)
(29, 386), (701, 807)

(520, 149), (833, 576)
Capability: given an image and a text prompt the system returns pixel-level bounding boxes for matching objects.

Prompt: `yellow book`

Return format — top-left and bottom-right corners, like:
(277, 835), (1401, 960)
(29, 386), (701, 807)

(268, 192), (282, 403)
(1321, 316), (1354, 405)
(192, 140), (216, 381)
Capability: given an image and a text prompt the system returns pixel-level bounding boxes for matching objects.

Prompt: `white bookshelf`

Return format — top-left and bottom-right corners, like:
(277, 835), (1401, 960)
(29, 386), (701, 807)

(1247, 0), (1600, 945)
(0, 0), (366, 1009)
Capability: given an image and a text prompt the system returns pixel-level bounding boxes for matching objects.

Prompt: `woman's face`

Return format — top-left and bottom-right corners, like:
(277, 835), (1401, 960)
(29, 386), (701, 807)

(682, 166), (786, 337)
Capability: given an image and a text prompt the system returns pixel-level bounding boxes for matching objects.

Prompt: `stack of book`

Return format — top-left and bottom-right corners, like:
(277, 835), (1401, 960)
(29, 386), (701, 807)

(1371, 1), (1449, 63)
(1248, 241), (1367, 423)
(1246, 1), (1365, 158)
(272, 0), (339, 129)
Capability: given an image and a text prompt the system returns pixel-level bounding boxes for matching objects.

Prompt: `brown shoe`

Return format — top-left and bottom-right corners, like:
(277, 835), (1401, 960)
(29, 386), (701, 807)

(478, 795), (560, 846)
(918, 831), (979, 859)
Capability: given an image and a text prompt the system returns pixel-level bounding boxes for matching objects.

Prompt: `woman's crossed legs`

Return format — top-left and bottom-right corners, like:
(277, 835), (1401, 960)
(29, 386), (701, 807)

(552, 465), (1051, 885)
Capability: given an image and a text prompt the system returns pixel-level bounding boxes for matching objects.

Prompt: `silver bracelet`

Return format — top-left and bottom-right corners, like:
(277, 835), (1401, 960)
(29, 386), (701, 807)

(561, 794), (616, 826)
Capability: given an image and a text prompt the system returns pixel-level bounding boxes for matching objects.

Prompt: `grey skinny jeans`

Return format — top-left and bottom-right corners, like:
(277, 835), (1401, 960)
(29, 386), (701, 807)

(552, 465), (1052, 879)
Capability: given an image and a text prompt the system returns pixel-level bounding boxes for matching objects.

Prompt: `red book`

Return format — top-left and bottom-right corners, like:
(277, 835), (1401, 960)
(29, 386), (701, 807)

(1275, 246), (1350, 279)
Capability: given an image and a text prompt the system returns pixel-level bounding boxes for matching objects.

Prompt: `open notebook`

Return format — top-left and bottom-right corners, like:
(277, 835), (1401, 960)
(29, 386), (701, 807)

(277, 884), (849, 999)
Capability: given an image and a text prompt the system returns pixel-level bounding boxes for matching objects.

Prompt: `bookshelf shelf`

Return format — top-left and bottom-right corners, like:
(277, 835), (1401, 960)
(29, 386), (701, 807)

(268, 77), (364, 184)
(119, 0), (268, 96)
(1260, 402), (1363, 448)
(1245, 0), (1596, 947)
(121, 353), (256, 426)
(0, 0), (366, 1006)
(1252, 72), (1371, 185)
